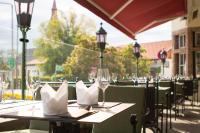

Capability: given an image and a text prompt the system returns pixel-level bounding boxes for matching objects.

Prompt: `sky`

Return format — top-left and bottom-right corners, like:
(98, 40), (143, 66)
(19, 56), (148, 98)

(0, 0), (172, 53)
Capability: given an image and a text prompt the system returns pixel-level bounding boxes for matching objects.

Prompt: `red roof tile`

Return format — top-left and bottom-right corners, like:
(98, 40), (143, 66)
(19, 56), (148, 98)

(141, 40), (172, 59)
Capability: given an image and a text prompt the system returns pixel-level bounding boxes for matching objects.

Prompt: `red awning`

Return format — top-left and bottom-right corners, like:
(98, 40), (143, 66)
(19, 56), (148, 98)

(75, 0), (187, 39)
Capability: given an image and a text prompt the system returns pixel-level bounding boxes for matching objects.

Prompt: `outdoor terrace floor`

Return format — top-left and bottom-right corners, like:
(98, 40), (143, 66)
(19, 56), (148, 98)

(147, 101), (200, 133)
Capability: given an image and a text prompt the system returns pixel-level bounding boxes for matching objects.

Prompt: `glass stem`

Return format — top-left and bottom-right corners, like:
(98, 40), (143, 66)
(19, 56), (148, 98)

(102, 90), (105, 106)
(2, 89), (4, 102)
(12, 88), (14, 100)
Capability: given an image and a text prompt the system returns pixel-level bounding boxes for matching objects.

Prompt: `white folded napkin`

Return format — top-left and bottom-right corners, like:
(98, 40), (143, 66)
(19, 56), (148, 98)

(40, 81), (68, 115)
(76, 80), (99, 105)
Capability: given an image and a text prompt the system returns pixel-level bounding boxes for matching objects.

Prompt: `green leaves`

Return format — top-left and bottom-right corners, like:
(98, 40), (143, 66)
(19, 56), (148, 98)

(34, 11), (151, 80)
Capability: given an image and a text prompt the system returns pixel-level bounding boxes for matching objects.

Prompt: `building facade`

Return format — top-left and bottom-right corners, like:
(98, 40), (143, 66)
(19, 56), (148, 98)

(141, 40), (172, 77)
(172, 0), (200, 78)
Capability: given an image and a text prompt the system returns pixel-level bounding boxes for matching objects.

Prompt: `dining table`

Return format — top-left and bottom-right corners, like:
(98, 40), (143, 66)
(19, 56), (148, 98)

(0, 100), (135, 133)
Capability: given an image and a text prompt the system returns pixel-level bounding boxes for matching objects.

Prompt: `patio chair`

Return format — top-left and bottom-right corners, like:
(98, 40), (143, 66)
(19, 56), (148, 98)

(193, 79), (198, 105)
(116, 80), (134, 86)
(92, 85), (146, 133)
(173, 80), (185, 118)
(183, 80), (194, 106)
(142, 81), (163, 133)
(158, 80), (174, 130)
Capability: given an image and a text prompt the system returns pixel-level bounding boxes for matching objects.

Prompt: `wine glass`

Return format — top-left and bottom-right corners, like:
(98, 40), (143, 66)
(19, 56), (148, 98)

(29, 82), (41, 110)
(111, 73), (118, 83)
(88, 72), (96, 83)
(0, 78), (2, 102)
(97, 68), (110, 106)
(0, 78), (5, 102)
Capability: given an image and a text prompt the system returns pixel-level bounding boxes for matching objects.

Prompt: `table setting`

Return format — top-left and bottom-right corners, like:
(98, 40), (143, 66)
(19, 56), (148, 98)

(0, 69), (136, 133)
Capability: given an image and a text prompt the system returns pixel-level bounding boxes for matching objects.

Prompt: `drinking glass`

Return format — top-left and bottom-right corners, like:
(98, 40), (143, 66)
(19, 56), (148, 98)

(30, 82), (41, 110)
(0, 78), (5, 102)
(0, 89), (2, 102)
(111, 73), (118, 83)
(88, 72), (96, 83)
(97, 68), (110, 106)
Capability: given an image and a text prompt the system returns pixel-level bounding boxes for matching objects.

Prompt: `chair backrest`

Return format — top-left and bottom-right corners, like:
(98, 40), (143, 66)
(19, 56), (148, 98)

(183, 80), (193, 96)
(93, 85), (145, 133)
(144, 85), (156, 122)
(116, 80), (134, 85)
(193, 79), (198, 91)
(34, 84), (76, 100)
(175, 82), (184, 95)
(159, 80), (176, 104)
(159, 80), (172, 87)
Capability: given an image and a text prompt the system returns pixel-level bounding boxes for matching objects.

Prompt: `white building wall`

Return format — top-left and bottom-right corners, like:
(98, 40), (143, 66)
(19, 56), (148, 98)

(171, 17), (187, 32)
(172, 0), (200, 30)
(160, 59), (172, 78)
(26, 65), (41, 78)
(187, 0), (200, 28)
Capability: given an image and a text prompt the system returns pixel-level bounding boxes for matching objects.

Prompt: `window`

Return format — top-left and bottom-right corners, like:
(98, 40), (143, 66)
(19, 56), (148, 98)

(195, 32), (200, 46)
(192, 10), (198, 19)
(174, 35), (179, 49)
(179, 34), (185, 48)
(179, 53), (185, 76)
(196, 52), (200, 77)
(174, 34), (185, 49)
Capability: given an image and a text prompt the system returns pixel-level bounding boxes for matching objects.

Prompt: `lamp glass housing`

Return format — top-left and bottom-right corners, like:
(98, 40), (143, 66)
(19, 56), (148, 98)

(160, 50), (167, 63)
(133, 42), (140, 58)
(134, 47), (140, 53)
(161, 53), (166, 60)
(14, 0), (35, 28)
(96, 27), (107, 44)
(96, 24), (107, 50)
(96, 33), (107, 44)
(133, 42), (140, 53)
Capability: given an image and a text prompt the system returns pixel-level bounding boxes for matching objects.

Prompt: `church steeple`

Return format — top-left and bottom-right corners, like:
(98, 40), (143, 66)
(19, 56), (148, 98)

(51, 0), (58, 20)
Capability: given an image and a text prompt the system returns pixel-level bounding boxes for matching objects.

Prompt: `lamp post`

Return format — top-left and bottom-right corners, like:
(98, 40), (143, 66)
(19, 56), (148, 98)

(14, 0), (35, 100)
(133, 41), (140, 77)
(159, 49), (167, 76)
(96, 23), (107, 69)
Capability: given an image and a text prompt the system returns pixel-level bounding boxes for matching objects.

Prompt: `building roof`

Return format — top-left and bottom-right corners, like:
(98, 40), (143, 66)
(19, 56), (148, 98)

(52, 0), (57, 10)
(27, 59), (46, 66)
(51, 0), (58, 19)
(141, 40), (172, 60)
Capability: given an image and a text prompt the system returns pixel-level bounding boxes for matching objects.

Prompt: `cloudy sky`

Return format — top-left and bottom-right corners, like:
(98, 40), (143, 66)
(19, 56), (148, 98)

(0, 0), (172, 52)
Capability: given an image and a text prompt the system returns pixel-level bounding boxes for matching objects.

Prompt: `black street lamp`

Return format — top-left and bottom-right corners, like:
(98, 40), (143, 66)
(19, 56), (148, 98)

(133, 41), (140, 77)
(96, 22), (107, 68)
(14, 0), (35, 100)
(159, 49), (167, 75)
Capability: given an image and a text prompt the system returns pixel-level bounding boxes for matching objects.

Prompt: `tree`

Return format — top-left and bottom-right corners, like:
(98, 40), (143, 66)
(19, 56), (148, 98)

(34, 19), (68, 75)
(63, 42), (151, 81)
(119, 44), (151, 77)
(34, 11), (96, 76)
(63, 35), (98, 80)
(120, 45), (135, 77)
(103, 47), (125, 77)
(0, 50), (9, 71)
